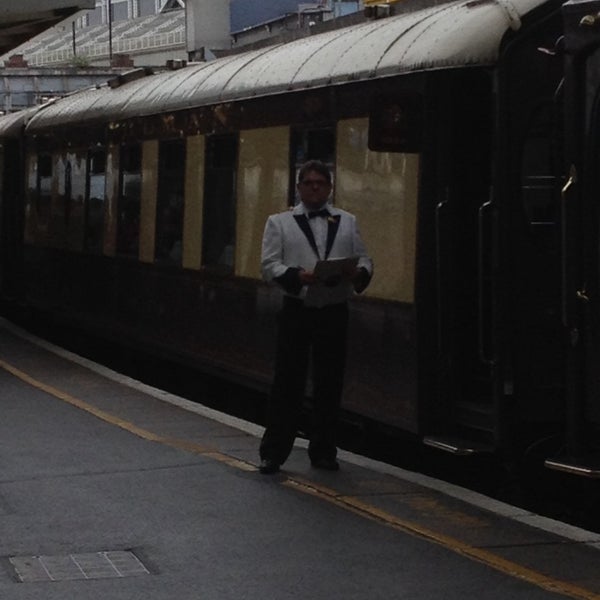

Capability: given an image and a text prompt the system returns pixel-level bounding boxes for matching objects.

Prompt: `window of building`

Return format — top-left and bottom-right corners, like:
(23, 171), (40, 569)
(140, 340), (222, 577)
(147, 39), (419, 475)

(139, 0), (156, 17)
(117, 144), (141, 257)
(202, 134), (238, 270)
(155, 139), (185, 265)
(112, 0), (129, 21)
(87, 7), (102, 26)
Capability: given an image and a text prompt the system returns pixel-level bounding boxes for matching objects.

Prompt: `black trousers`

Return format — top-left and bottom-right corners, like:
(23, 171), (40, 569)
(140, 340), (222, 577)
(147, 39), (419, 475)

(260, 296), (349, 465)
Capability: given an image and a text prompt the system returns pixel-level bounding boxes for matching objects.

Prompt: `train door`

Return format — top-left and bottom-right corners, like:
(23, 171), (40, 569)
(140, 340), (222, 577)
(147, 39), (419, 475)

(425, 8), (565, 457)
(494, 10), (565, 457)
(547, 0), (600, 475)
(0, 137), (24, 303)
(422, 69), (497, 454)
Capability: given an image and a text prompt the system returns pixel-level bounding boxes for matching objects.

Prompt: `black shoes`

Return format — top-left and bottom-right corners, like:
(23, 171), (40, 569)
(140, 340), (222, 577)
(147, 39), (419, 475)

(310, 457), (340, 471)
(259, 458), (280, 474)
(259, 457), (340, 473)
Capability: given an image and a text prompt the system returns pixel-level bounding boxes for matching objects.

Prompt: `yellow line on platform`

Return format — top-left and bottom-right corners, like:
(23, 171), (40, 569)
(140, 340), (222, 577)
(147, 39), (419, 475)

(0, 357), (258, 472)
(2, 356), (599, 600)
(283, 478), (600, 600)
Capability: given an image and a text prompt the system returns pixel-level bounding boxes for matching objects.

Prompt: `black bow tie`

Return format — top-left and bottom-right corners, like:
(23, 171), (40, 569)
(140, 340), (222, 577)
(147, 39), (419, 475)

(308, 209), (330, 219)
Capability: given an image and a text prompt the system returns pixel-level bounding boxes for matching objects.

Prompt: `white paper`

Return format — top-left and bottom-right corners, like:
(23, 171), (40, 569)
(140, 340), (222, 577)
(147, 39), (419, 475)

(312, 256), (358, 281)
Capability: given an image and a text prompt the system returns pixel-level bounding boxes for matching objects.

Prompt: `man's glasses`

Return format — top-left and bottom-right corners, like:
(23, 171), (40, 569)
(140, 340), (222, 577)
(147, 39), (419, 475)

(300, 179), (330, 187)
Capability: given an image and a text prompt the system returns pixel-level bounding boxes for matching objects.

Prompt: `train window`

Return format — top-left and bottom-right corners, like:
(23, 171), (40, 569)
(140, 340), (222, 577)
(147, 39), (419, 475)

(202, 134), (238, 271)
(117, 144), (142, 257)
(368, 94), (423, 153)
(521, 104), (558, 226)
(290, 127), (335, 203)
(292, 128), (335, 165)
(0, 145), (4, 204)
(155, 139), (185, 265)
(61, 152), (86, 250)
(85, 148), (106, 254)
(37, 154), (52, 227)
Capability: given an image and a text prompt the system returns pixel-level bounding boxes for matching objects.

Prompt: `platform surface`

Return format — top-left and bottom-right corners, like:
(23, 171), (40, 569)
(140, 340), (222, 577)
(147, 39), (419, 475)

(1, 318), (599, 600)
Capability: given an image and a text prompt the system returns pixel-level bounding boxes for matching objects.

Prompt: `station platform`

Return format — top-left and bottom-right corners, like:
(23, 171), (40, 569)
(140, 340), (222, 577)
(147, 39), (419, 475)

(1, 316), (600, 600)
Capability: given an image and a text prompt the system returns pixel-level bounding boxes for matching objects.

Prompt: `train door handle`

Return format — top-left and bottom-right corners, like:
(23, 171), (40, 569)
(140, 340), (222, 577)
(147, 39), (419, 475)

(561, 167), (577, 195)
(561, 164), (578, 326)
(435, 197), (449, 353)
(478, 199), (498, 366)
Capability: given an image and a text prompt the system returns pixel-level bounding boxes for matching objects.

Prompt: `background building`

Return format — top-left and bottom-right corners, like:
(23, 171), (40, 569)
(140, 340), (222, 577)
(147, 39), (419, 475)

(0, 0), (365, 113)
(0, 1), (95, 55)
(2, 1), (364, 68)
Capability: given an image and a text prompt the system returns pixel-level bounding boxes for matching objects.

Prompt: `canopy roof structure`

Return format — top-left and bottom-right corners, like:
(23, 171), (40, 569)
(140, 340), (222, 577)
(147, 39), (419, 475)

(0, 1), (94, 57)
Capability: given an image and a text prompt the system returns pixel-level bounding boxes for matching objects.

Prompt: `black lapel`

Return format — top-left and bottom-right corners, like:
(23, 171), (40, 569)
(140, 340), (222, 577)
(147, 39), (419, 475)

(293, 214), (320, 259)
(325, 214), (341, 259)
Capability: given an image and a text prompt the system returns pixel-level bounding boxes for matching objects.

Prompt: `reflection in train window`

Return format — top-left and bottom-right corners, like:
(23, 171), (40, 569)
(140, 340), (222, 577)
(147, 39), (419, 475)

(86, 148), (106, 254)
(202, 134), (238, 270)
(37, 154), (53, 227)
(156, 140), (185, 265)
(62, 152), (86, 250)
(117, 144), (141, 257)
(368, 93), (423, 153)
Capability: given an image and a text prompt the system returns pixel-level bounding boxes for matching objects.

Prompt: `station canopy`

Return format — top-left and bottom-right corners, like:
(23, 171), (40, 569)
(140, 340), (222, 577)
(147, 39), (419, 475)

(0, 1), (94, 57)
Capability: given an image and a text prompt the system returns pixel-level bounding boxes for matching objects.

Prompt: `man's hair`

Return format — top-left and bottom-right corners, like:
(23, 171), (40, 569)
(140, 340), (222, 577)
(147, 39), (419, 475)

(297, 160), (332, 184)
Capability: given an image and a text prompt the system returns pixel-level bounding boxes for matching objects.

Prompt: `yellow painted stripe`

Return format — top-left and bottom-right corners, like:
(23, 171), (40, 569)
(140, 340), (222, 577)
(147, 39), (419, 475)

(284, 478), (600, 600)
(0, 357), (258, 472)
(2, 356), (599, 599)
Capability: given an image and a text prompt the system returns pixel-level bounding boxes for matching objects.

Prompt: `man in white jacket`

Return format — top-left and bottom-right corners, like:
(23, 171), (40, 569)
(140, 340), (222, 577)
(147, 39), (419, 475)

(259, 160), (373, 474)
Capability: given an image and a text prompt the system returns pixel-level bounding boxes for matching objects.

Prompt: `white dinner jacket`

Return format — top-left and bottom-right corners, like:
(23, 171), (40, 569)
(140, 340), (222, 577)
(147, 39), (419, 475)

(261, 202), (373, 306)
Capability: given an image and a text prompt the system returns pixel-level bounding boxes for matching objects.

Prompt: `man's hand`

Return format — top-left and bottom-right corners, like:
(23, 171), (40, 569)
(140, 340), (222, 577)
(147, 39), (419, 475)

(299, 269), (319, 285)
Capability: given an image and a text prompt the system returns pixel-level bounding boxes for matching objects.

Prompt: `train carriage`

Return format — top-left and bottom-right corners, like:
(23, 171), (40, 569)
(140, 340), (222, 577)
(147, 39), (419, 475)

(0, 0), (571, 462)
(0, 107), (41, 305)
(544, 0), (600, 475)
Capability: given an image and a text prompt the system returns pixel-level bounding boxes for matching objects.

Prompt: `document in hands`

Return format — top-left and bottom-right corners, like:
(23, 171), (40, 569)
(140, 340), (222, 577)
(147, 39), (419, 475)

(313, 256), (359, 281)
(305, 256), (360, 306)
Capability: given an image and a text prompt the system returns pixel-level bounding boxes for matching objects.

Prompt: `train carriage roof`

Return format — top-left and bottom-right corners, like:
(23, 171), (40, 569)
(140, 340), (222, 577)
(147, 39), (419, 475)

(26, 0), (553, 131)
(0, 105), (44, 138)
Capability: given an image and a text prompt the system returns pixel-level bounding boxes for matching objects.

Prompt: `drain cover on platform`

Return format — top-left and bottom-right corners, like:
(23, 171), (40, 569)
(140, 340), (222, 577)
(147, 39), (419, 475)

(9, 550), (150, 582)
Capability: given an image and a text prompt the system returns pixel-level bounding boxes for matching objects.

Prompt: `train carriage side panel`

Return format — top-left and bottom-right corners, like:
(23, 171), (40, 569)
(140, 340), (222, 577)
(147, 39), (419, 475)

(236, 126), (290, 279)
(336, 117), (418, 304)
(335, 116), (419, 430)
(139, 140), (159, 264)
